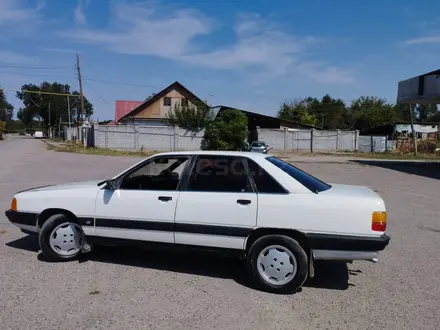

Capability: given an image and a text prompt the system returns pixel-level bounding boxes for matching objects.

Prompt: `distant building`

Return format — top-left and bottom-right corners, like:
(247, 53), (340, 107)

(118, 81), (203, 126)
(361, 122), (439, 139)
(111, 81), (320, 136)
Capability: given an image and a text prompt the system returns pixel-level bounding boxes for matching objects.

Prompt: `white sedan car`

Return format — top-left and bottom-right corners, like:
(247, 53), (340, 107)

(5, 151), (390, 294)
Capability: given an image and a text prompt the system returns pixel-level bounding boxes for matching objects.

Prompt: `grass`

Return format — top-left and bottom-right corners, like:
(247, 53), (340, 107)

(44, 140), (156, 157)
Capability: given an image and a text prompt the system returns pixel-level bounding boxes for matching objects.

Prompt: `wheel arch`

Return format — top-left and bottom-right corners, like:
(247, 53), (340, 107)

(245, 228), (310, 255)
(37, 208), (78, 229)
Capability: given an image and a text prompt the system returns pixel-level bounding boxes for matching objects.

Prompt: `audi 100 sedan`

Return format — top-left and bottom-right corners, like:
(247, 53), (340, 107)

(5, 151), (390, 294)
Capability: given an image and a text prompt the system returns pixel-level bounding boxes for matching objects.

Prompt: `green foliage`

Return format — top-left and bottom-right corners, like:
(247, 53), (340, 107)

(165, 100), (213, 137)
(0, 120), (5, 140)
(16, 82), (94, 127)
(202, 109), (248, 151)
(5, 120), (26, 131)
(0, 88), (14, 123)
(350, 96), (399, 129)
(277, 93), (440, 131)
(278, 99), (318, 126)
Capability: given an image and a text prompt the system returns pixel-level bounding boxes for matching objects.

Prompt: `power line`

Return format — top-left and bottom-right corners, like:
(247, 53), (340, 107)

(84, 80), (114, 110)
(0, 70), (76, 78)
(0, 63), (74, 69)
(83, 77), (157, 88)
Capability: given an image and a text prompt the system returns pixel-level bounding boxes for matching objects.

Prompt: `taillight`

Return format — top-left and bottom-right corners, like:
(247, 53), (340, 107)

(372, 211), (387, 231)
(11, 198), (17, 211)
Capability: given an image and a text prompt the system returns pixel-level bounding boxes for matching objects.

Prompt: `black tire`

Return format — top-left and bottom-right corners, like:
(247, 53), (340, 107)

(247, 235), (308, 294)
(39, 214), (83, 262)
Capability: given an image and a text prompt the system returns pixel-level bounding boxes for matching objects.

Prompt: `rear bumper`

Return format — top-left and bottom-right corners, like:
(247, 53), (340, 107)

(5, 210), (39, 234)
(308, 233), (391, 262)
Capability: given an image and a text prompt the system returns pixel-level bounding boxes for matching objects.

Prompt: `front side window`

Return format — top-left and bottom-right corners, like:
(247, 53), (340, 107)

(119, 157), (189, 191)
(266, 156), (331, 193)
(187, 156), (253, 193)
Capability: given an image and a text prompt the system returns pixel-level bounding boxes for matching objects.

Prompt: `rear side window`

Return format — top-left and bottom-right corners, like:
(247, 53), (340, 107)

(265, 157), (331, 193)
(246, 159), (287, 194)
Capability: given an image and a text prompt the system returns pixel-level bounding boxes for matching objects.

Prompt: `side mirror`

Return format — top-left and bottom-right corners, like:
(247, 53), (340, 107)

(105, 179), (117, 191)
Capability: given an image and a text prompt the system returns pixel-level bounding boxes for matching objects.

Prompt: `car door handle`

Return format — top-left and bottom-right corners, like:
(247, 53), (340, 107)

(158, 196), (172, 202)
(237, 199), (251, 205)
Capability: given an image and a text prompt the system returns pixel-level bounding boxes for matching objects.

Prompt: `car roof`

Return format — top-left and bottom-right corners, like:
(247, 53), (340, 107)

(151, 150), (271, 161)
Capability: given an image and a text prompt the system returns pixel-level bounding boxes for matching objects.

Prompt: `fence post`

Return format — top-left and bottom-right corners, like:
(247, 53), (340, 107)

(370, 135), (374, 152)
(284, 128), (288, 150)
(173, 126), (178, 151)
(104, 127), (108, 149)
(134, 125), (139, 150)
(310, 129), (314, 153)
(355, 130), (359, 151)
(336, 130), (341, 151)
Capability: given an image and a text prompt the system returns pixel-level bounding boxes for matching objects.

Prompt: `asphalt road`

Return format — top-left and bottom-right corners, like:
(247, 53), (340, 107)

(1, 136), (439, 330)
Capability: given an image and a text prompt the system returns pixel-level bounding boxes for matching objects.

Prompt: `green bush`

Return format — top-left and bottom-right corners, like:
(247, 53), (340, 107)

(0, 121), (5, 140)
(201, 109), (248, 151)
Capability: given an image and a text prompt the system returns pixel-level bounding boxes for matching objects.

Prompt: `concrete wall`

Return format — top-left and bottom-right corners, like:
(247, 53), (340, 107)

(258, 128), (360, 152)
(358, 136), (396, 152)
(94, 124), (203, 151)
(93, 124), (392, 153)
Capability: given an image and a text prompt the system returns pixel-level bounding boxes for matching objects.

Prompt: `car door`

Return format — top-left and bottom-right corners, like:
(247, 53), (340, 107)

(174, 155), (258, 250)
(93, 155), (191, 244)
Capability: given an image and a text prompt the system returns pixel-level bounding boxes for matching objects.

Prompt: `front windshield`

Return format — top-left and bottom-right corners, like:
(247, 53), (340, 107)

(265, 156), (331, 193)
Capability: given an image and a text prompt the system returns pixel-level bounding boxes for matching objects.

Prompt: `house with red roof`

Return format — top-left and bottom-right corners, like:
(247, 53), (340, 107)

(110, 81), (204, 126)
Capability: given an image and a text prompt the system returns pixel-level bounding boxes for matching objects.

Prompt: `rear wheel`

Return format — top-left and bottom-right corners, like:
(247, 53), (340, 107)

(247, 235), (308, 294)
(39, 214), (84, 261)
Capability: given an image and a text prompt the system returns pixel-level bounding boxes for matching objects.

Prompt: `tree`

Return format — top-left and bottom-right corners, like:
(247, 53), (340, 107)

(0, 88), (14, 122)
(15, 82), (93, 127)
(414, 103), (438, 122)
(165, 100), (213, 137)
(202, 109), (248, 150)
(306, 95), (349, 129)
(0, 121), (5, 140)
(278, 99), (317, 126)
(349, 96), (399, 130)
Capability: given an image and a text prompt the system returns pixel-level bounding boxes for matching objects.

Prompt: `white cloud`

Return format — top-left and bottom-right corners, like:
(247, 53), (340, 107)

(62, 2), (212, 58)
(296, 61), (354, 84)
(0, 51), (37, 65)
(40, 47), (81, 54)
(404, 35), (440, 46)
(61, 2), (353, 84)
(74, 0), (90, 25)
(0, 0), (45, 36)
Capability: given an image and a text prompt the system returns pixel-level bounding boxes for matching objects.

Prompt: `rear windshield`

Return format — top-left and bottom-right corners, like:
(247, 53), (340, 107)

(266, 156), (331, 193)
(252, 142), (265, 147)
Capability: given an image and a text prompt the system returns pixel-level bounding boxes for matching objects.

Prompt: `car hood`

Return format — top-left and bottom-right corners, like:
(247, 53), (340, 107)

(18, 180), (105, 193)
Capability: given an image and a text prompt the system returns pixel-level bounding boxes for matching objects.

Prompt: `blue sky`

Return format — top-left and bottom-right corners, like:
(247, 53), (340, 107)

(1, 0), (440, 121)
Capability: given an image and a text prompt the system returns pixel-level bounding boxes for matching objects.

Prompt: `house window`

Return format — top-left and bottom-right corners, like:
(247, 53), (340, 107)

(181, 98), (188, 107)
(163, 97), (171, 106)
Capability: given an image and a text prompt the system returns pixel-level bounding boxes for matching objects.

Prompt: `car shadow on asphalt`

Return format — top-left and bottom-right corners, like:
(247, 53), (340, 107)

(6, 236), (351, 292)
(351, 160), (440, 180)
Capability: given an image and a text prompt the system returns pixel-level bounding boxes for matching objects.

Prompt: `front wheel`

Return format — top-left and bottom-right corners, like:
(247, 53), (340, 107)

(39, 214), (85, 261)
(247, 235), (309, 294)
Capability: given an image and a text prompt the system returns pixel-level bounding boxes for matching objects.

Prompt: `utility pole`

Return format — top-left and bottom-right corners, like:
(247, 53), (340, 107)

(67, 95), (71, 128)
(76, 54), (85, 119)
(409, 103), (418, 155)
(48, 102), (51, 139)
